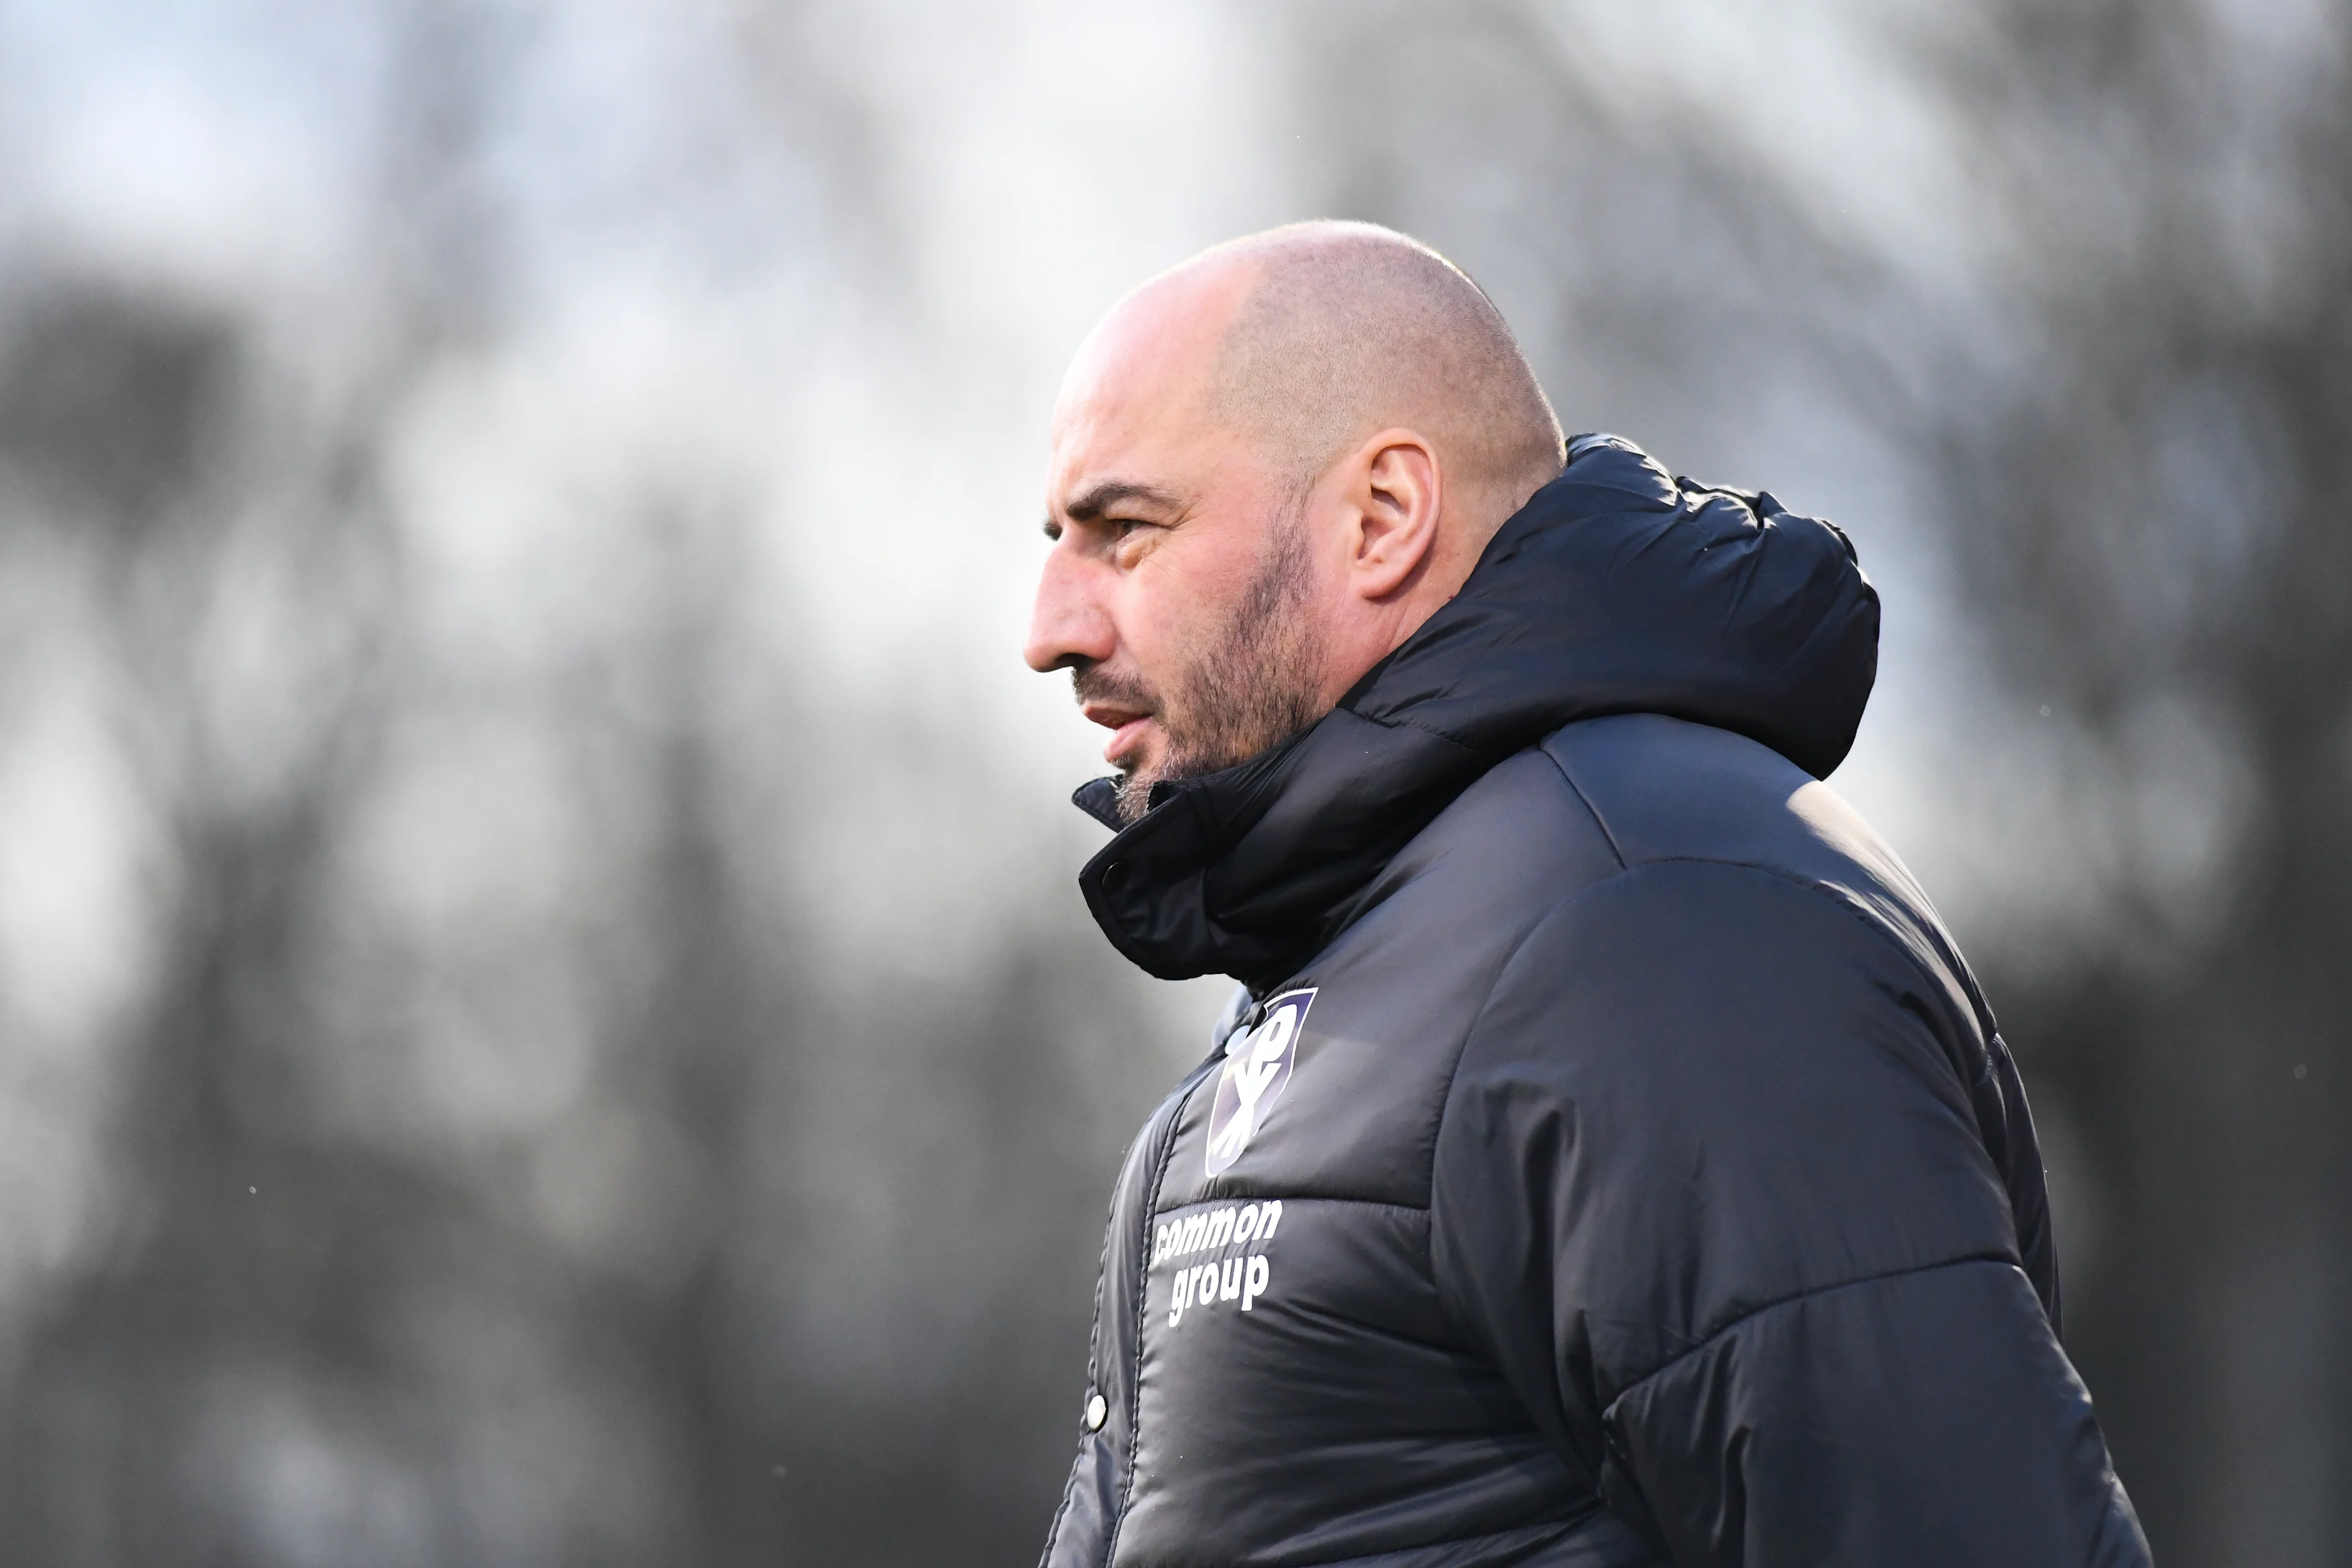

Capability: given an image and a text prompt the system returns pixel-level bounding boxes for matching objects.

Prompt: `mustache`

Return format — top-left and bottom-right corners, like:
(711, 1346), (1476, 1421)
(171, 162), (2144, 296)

(1070, 662), (1158, 713)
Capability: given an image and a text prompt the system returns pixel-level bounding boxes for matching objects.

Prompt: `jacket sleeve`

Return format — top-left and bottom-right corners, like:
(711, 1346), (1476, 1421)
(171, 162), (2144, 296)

(1428, 859), (2148, 1568)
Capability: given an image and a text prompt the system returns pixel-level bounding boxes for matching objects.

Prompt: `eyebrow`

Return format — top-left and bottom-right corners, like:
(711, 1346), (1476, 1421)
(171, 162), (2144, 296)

(1049, 480), (1186, 533)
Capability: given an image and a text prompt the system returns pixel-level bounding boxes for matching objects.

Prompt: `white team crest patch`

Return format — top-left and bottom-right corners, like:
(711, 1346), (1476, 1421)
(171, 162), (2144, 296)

(1205, 988), (1314, 1177)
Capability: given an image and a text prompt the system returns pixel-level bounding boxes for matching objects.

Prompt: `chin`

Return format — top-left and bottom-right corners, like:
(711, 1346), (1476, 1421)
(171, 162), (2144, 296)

(1109, 735), (1164, 781)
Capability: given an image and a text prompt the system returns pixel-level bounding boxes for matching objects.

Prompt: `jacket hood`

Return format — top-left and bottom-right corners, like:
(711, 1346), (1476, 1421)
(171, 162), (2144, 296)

(1071, 432), (1880, 987)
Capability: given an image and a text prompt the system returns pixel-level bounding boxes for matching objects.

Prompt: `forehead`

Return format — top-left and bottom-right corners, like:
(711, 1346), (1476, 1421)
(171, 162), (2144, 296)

(1047, 271), (1243, 506)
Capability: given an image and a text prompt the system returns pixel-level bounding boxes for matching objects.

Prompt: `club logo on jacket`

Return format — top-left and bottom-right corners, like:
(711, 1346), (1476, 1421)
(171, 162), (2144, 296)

(1205, 988), (1314, 1177)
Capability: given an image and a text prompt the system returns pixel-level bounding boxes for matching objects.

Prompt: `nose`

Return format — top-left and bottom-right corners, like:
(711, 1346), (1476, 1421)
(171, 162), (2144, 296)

(1025, 541), (1117, 673)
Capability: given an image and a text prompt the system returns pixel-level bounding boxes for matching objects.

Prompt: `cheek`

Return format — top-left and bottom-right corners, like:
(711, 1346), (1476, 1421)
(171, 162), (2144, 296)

(1118, 505), (1279, 696)
(1106, 571), (1192, 688)
(1128, 581), (1233, 714)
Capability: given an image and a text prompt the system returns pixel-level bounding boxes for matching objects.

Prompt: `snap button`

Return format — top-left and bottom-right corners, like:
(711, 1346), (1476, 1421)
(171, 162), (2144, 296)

(1100, 861), (1130, 893)
(1082, 1392), (1108, 1432)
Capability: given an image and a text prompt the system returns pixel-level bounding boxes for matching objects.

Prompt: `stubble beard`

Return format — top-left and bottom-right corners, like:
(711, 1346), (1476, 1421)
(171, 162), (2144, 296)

(1077, 513), (1329, 827)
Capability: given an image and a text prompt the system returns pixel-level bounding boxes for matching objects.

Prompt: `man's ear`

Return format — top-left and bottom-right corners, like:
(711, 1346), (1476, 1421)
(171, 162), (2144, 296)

(1348, 431), (1442, 602)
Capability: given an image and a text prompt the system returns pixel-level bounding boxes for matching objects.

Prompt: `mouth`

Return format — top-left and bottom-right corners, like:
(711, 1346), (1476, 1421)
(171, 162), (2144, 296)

(1080, 702), (1156, 767)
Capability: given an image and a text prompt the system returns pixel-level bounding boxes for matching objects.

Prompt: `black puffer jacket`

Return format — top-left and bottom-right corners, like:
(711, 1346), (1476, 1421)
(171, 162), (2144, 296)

(1040, 435), (2149, 1568)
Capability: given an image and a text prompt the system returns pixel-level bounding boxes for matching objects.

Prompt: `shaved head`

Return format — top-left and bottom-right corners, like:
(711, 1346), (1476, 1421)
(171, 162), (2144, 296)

(1191, 222), (1562, 518)
(1031, 222), (1565, 819)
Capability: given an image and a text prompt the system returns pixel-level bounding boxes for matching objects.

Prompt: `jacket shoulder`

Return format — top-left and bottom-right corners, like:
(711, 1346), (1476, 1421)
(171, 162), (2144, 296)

(1541, 714), (1982, 1033)
(1544, 714), (1910, 892)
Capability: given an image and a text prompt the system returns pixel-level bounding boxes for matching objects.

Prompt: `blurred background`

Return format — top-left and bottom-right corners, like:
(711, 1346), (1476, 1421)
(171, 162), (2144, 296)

(0, 0), (2342, 1562)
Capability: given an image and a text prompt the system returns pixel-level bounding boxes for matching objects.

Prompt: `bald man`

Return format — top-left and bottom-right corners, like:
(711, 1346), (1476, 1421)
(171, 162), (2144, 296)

(1026, 224), (2147, 1568)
